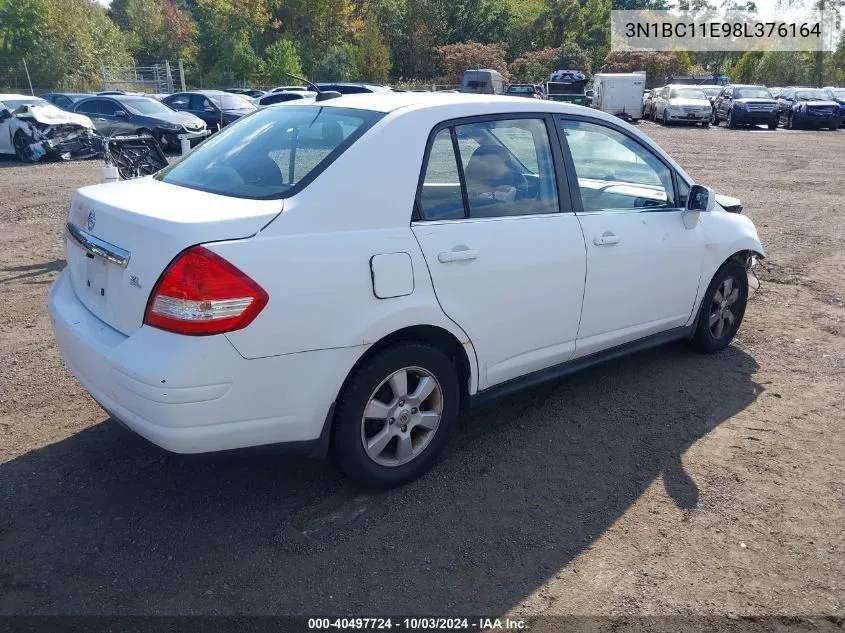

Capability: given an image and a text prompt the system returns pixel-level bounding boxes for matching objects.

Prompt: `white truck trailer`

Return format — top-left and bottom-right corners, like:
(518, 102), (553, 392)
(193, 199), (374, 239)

(591, 72), (646, 121)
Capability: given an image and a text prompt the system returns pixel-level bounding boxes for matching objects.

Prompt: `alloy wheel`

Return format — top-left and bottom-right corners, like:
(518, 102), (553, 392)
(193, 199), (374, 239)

(708, 275), (742, 339)
(360, 366), (443, 467)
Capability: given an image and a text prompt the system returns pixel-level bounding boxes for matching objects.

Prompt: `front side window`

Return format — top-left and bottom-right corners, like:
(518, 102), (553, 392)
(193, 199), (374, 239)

(417, 118), (561, 220)
(75, 99), (101, 115)
(455, 119), (559, 218)
(157, 106), (383, 200)
(561, 119), (676, 213)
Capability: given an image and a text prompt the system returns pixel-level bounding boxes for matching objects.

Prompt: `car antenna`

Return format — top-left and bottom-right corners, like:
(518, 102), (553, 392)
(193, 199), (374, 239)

(283, 72), (342, 102)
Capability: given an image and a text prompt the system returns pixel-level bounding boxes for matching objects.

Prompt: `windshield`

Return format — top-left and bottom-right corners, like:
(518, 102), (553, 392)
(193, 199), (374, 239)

(2, 97), (49, 110)
(670, 88), (707, 100)
(795, 89), (828, 100)
(508, 86), (534, 93)
(121, 98), (175, 115)
(208, 94), (256, 111)
(702, 87), (721, 97)
(157, 106), (383, 200)
(833, 89), (845, 99)
(736, 87), (772, 99)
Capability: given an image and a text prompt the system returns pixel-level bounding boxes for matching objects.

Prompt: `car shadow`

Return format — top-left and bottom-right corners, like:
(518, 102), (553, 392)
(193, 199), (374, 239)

(0, 343), (761, 614)
(1, 259), (66, 284)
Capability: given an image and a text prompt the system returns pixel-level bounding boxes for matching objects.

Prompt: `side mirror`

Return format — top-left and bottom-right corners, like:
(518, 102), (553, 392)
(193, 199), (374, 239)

(687, 184), (716, 212)
(0, 109), (10, 120)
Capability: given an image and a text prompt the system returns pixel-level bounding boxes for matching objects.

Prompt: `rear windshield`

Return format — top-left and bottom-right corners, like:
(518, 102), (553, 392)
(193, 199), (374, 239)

(157, 106), (383, 200)
(508, 86), (534, 93)
(208, 94), (256, 111)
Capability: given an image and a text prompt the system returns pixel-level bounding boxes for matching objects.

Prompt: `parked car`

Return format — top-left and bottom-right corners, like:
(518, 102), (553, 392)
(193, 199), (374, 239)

(41, 92), (90, 110)
(505, 84), (546, 99)
(270, 85), (310, 93)
(71, 94), (208, 148)
(822, 86), (845, 116)
(701, 86), (722, 107)
(49, 93), (764, 488)
(460, 70), (505, 95)
(777, 87), (841, 130)
(163, 90), (256, 131)
(652, 85), (711, 127)
(315, 83), (393, 95)
(224, 88), (266, 99)
(711, 85), (779, 129)
(255, 91), (317, 107)
(642, 88), (660, 119)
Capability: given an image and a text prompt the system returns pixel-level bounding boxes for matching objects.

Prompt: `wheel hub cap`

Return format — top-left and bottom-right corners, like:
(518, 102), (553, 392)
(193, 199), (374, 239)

(360, 366), (443, 467)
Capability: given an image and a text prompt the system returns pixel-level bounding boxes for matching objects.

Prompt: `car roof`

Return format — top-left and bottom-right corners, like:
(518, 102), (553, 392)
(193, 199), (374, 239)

(0, 93), (46, 100)
(313, 92), (629, 119)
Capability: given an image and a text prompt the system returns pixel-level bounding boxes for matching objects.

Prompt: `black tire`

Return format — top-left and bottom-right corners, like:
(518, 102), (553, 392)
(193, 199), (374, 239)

(702, 121), (710, 128)
(136, 127), (153, 137)
(12, 131), (31, 162)
(787, 113), (796, 130)
(768, 121), (777, 130)
(689, 260), (749, 353)
(332, 342), (460, 488)
(661, 110), (669, 126)
(711, 111), (720, 126)
(726, 109), (736, 128)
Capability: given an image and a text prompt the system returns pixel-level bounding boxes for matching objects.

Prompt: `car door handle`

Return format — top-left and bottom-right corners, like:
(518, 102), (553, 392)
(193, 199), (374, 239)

(593, 232), (620, 246)
(438, 248), (478, 263)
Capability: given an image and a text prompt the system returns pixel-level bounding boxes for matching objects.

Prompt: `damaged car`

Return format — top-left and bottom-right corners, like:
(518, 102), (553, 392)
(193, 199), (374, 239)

(0, 94), (101, 162)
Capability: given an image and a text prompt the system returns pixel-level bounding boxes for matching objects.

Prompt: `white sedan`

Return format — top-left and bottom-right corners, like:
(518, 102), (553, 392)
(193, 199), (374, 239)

(652, 85), (712, 127)
(49, 93), (764, 488)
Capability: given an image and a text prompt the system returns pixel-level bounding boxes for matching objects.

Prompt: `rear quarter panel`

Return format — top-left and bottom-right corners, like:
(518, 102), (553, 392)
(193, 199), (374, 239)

(216, 107), (480, 386)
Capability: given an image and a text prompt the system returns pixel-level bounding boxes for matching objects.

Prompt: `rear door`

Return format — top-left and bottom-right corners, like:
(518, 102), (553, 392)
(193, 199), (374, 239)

(411, 115), (587, 389)
(557, 116), (704, 358)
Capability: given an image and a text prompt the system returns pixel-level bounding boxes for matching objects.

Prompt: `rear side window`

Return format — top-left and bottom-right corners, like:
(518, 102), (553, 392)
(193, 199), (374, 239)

(417, 117), (561, 220)
(157, 106), (383, 200)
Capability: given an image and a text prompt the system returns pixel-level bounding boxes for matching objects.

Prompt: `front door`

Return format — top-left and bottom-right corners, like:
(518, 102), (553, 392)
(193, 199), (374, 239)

(412, 116), (587, 389)
(557, 117), (704, 358)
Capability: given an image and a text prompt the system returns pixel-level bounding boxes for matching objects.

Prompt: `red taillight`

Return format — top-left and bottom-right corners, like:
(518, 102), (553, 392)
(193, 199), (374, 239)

(144, 246), (268, 336)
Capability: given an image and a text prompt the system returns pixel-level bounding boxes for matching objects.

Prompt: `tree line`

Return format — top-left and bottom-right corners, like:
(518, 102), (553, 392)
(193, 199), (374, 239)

(0, 0), (843, 91)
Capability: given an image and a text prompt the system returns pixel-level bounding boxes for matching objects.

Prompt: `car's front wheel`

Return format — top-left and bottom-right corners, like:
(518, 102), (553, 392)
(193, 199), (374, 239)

(332, 342), (460, 488)
(690, 260), (749, 353)
(12, 131), (32, 162)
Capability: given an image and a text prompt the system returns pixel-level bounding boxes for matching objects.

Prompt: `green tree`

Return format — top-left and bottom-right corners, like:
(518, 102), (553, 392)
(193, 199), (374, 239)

(436, 41), (510, 83)
(753, 51), (816, 86)
(311, 44), (357, 81)
(601, 50), (692, 86)
(353, 17), (391, 82)
(260, 38), (302, 84)
(26, 0), (132, 90)
(110, 0), (196, 63)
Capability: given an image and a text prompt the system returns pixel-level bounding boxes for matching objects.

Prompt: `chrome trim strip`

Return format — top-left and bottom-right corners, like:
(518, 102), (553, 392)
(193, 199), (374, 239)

(65, 222), (131, 268)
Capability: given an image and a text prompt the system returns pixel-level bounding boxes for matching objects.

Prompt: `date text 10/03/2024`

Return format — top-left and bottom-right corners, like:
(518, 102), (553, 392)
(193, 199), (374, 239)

(307, 618), (527, 630)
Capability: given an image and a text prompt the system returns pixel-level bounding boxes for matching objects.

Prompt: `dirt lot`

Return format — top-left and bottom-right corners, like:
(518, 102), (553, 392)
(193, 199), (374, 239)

(0, 123), (843, 621)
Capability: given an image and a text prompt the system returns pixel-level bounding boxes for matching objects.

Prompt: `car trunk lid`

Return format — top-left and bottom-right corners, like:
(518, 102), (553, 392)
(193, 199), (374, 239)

(64, 177), (282, 336)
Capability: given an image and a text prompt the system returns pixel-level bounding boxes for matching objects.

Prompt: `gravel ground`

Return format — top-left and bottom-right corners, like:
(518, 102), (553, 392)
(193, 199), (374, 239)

(0, 123), (843, 620)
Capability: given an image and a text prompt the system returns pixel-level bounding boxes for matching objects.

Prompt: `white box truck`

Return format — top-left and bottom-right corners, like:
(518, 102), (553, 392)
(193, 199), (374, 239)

(592, 72), (646, 121)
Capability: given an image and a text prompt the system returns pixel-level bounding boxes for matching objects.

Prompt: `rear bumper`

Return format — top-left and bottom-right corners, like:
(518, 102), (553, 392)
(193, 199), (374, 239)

(48, 270), (356, 454)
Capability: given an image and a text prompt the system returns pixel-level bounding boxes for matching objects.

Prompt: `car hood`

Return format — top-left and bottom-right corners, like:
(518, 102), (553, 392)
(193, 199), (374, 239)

(11, 104), (94, 129)
(142, 110), (206, 126)
(795, 99), (839, 107)
(735, 98), (777, 106)
(668, 98), (710, 107)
